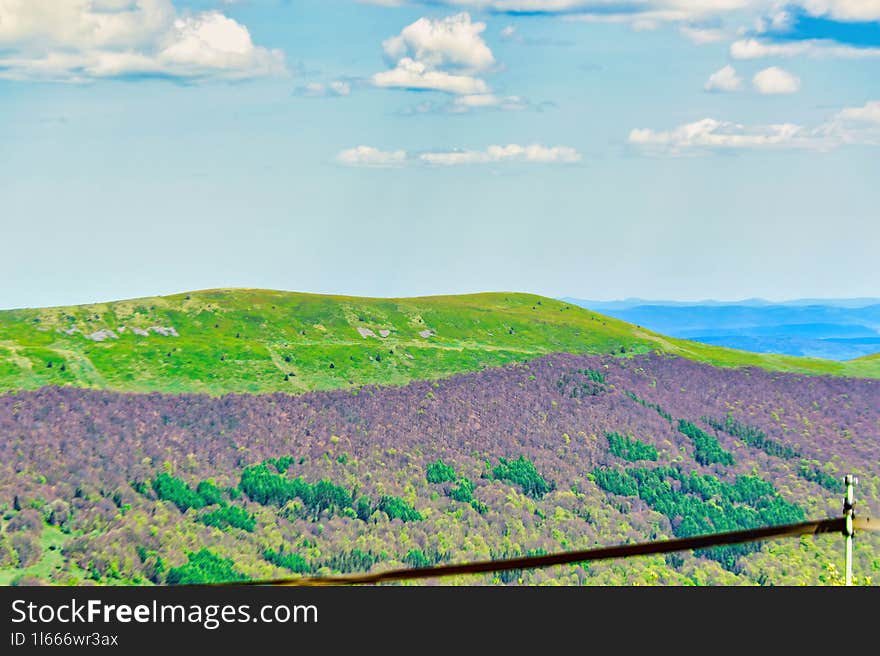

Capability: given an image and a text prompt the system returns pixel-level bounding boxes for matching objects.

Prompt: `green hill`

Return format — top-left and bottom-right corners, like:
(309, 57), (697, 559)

(0, 289), (877, 395)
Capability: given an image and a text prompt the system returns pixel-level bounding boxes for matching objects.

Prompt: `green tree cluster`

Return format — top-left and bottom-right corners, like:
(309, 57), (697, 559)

(426, 459), (456, 484)
(195, 480), (226, 506)
(555, 369), (606, 398)
(702, 414), (799, 459)
(579, 368), (606, 384)
(592, 466), (804, 570)
(239, 463), (353, 517)
(165, 549), (247, 585)
(489, 456), (555, 499)
(263, 548), (310, 574)
(677, 420), (735, 466)
(425, 460), (487, 513)
(151, 473), (208, 512)
(375, 495), (422, 522)
(798, 464), (843, 492)
(200, 505), (256, 532)
(605, 432), (658, 462)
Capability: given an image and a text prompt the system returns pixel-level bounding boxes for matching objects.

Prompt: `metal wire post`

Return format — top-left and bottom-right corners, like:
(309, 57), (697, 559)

(843, 474), (857, 586)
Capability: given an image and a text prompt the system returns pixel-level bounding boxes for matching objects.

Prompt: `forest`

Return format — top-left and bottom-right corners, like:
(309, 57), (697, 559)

(0, 352), (877, 585)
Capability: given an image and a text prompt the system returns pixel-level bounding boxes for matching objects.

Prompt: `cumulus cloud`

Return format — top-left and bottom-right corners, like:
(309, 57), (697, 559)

(628, 101), (880, 154)
(337, 143), (581, 166)
(382, 12), (494, 71)
(373, 57), (489, 94)
(0, 0), (285, 82)
(704, 65), (742, 92)
(372, 13), (495, 95)
(752, 66), (800, 94)
(337, 146), (407, 167)
(731, 38), (880, 59)
(418, 143), (581, 165)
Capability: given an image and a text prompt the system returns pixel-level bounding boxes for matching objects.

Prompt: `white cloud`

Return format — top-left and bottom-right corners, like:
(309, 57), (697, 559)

(365, 1), (880, 23)
(419, 143), (581, 165)
(837, 100), (880, 124)
(794, 1), (880, 21)
(731, 38), (880, 60)
(399, 93), (530, 114)
(681, 26), (726, 44)
(500, 25), (517, 39)
(754, 9), (795, 33)
(822, 101), (880, 145)
(752, 66), (800, 94)
(337, 146), (407, 167)
(373, 57), (489, 94)
(296, 80), (352, 97)
(629, 119), (805, 152)
(0, 0), (285, 82)
(373, 13), (495, 95)
(337, 143), (581, 166)
(451, 93), (527, 111)
(382, 13), (494, 72)
(328, 80), (352, 96)
(628, 101), (880, 154)
(366, 1), (758, 24)
(704, 65), (742, 92)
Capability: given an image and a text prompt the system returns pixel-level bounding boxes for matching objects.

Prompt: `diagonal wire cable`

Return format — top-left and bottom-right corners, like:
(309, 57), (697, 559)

(216, 516), (878, 587)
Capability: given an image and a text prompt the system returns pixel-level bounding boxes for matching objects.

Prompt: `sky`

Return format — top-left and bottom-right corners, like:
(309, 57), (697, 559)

(1, 0), (878, 310)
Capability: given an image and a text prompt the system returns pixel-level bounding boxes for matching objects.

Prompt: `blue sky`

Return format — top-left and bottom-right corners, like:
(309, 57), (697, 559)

(1, 1), (878, 309)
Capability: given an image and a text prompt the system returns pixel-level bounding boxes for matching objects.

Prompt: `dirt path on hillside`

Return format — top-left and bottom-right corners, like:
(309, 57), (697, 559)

(0, 341), (34, 370)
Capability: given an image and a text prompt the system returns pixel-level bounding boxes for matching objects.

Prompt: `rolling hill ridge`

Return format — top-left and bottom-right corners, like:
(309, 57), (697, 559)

(1, 289), (878, 396)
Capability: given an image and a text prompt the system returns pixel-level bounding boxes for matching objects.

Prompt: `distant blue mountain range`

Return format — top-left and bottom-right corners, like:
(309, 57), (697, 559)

(560, 298), (880, 361)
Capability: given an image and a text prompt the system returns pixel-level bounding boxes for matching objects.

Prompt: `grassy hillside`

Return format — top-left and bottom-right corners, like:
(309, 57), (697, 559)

(0, 288), (877, 395)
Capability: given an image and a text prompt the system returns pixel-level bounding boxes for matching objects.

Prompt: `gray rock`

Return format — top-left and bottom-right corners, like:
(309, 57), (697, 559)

(150, 326), (179, 337)
(85, 329), (118, 342)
